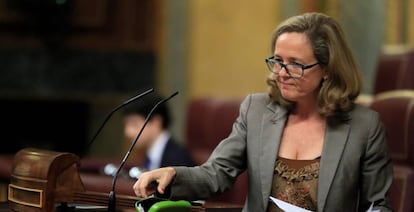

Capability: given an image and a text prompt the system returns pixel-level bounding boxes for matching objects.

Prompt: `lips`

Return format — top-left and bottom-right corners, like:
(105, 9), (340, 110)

(280, 81), (293, 85)
(277, 80), (294, 86)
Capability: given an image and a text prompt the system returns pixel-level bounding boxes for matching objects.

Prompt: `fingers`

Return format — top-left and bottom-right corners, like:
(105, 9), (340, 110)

(133, 172), (156, 198)
(133, 167), (176, 198)
(156, 175), (171, 194)
(156, 167), (176, 194)
(157, 184), (165, 195)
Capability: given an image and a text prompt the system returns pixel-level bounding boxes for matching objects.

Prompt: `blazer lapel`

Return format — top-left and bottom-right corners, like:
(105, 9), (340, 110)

(259, 102), (288, 208)
(317, 117), (351, 211)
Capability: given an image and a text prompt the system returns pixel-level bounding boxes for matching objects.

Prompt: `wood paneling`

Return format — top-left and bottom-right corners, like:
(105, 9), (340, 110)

(0, 0), (159, 51)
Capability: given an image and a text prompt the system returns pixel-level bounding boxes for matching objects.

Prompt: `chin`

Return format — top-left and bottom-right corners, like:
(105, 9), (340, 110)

(280, 91), (298, 101)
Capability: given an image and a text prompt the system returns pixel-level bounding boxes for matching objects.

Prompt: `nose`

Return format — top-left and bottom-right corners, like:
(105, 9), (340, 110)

(278, 66), (290, 78)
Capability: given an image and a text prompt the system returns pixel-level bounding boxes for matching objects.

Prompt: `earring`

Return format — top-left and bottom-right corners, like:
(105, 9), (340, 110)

(323, 76), (328, 80)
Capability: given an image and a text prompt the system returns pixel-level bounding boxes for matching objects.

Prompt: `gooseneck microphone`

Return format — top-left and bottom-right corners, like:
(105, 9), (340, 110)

(108, 91), (179, 212)
(85, 88), (154, 152)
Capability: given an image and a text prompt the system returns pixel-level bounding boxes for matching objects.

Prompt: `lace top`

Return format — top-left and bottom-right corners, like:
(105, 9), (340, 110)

(267, 157), (320, 212)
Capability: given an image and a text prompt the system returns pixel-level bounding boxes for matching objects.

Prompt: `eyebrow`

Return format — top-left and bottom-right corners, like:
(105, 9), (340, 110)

(273, 54), (305, 64)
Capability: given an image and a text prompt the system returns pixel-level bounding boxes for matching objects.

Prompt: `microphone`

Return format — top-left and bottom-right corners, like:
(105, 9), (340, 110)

(85, 88), (154, 152)
(108, 91), (179, 212)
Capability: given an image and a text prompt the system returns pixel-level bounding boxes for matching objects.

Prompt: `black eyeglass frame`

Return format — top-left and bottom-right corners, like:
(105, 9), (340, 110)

(265, 56), (319, 79)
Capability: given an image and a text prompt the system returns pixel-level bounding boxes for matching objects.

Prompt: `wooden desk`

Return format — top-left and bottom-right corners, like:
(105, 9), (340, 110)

(0, 201), (242, 212)
(203, 201), (243, 212)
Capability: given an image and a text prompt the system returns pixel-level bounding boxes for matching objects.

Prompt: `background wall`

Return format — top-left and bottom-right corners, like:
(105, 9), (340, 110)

(186, 0), (279, 99)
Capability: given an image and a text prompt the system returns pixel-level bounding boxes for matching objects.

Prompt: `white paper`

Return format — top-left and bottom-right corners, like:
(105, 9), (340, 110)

(136, 203), (145, 212)
(269, 196), (313, 212)
(366, 202), (380, 212)
(269, 196), (380, 212)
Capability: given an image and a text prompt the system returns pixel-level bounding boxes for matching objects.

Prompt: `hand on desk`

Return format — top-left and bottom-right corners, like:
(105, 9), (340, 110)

(133, 167), (176, 198)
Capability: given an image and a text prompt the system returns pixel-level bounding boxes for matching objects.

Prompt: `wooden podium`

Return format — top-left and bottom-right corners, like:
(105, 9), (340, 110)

(9, 147), (84, 211)
(7, 148), (137, 212)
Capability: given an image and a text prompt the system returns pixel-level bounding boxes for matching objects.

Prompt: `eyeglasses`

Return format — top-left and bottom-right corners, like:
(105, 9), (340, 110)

(265, 56), (319, 79)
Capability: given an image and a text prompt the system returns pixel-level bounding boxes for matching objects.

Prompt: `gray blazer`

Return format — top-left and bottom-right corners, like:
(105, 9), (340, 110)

(171, 93), (393, 212)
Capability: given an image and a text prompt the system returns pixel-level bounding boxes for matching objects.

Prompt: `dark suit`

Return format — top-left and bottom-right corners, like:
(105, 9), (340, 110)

(170, 93), (393, 212)
(160, 138), (195, 168)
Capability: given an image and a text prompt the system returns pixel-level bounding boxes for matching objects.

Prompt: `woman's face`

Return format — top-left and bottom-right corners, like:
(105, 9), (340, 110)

(273, 32), (325, 103)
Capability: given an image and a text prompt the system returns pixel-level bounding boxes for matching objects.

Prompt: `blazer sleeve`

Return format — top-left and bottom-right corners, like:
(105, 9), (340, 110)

(168, 95), (251, 201)
(358, 111), (394, 211)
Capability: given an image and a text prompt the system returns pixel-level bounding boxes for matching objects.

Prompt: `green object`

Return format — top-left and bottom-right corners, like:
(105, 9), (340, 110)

(149, 200), (191, 212)
(135, 198), (192, 212)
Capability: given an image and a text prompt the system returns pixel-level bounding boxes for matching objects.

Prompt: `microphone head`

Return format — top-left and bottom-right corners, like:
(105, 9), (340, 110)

(103, 163), (118, 176)
(129, 166), (145, 179)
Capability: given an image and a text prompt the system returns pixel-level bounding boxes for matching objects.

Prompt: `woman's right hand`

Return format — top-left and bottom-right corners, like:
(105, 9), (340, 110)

(133, 167), (176, 198)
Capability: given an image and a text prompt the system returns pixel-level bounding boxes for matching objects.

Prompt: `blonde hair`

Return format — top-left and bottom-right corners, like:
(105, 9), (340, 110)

(266, 12), (363, 117)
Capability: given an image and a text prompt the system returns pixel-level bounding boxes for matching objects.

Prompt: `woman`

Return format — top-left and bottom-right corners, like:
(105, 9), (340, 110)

(133, 12), (393, 212)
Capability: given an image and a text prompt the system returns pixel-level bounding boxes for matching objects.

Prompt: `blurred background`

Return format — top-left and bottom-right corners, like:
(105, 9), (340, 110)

(0, 0), (411, 157)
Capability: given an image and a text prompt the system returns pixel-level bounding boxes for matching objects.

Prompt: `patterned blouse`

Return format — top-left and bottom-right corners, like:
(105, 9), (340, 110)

(267, 156), (320, 212)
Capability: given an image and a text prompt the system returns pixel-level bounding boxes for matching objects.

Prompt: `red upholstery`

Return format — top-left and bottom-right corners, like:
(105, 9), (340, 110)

(369, 90), (414, 166)
(186, 97), (247, 205)
(0, 155), (13, 202)
(0, 155), (13, 181)
(369, 90), (414, 212)
(186, 98), (222, 165)
(186, 97), (244, 165)
(390, 165), (414, 212)
(374, 49), (414, 94)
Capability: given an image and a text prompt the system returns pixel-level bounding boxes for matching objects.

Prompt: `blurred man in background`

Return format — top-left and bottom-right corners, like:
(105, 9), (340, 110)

(119, 93), (195, 178)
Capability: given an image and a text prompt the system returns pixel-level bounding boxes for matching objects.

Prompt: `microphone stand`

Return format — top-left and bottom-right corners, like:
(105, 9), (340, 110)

(85, 88), (154, 152)
(107, 91), (179, 212)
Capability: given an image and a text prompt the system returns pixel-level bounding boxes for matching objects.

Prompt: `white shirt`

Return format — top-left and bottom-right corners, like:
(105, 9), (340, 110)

(146, 131), (170, 170)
